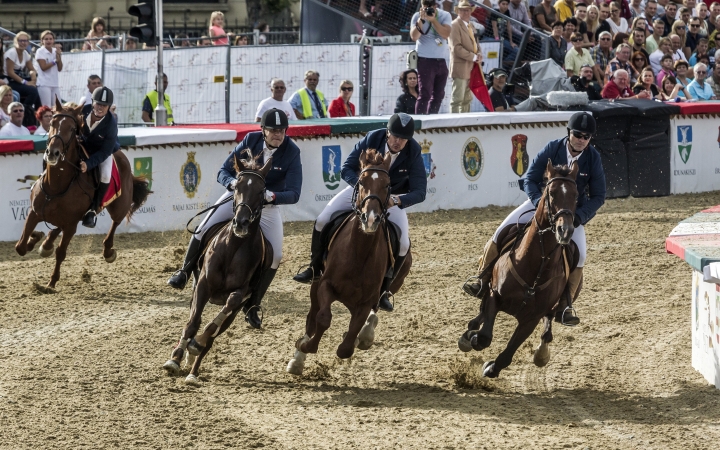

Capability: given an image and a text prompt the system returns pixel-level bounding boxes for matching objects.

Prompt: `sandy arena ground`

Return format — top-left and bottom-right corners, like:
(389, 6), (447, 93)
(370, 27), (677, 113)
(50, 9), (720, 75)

(1, 193), (720, 449)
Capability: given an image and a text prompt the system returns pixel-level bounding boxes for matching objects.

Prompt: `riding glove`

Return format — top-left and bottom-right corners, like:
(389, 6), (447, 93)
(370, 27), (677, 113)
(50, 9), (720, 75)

(264, 190), (275, 203)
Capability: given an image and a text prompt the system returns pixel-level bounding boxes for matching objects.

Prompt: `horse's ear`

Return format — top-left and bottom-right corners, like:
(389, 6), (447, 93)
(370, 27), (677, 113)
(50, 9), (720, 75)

(545, 158), (555, 179)
(260, 155), (272, 176)
(359, 150), (368, 169)
(569, 161), (579, 180)
(54, 96), (63, 112)
(382, 151), (392, 170)
(234, 153), (246, 173)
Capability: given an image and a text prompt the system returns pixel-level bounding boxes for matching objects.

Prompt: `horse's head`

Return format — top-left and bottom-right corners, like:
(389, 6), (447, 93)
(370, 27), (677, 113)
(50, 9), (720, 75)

(45, 97), (83, 166)
(231, 153), (271, 237)
(353, 149), (392, 233)
(542, 159), (579, 245)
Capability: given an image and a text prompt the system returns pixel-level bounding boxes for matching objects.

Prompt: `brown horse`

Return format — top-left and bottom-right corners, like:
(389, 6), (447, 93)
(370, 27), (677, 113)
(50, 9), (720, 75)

(287, 149), (412, 376)
(163, 154), (273, 385)
(14, 98), (150, 288)
(458, 161), (580, 378)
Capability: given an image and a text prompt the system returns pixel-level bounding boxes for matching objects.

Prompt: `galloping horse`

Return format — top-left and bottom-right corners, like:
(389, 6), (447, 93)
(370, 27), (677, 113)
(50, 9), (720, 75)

(14, 99), (151, 288)
(287, 149), (412, 375)
(458, 161), (580, 378)
(163, 154), (273, 385)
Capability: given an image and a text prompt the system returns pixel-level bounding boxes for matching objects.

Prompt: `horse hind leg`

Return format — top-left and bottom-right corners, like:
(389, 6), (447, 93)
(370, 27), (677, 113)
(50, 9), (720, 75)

(39, 228), (61, 258)
(483, 316), (542, 379)
(357, 309), (379, 351)
(533, 315), (553, 368)
(102, 220), (121, 263)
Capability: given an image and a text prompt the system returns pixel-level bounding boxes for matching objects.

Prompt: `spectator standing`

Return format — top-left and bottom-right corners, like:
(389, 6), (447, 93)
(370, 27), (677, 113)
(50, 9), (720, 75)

(255, 78), (296, 122)
(669, 33), (689, 61)
(549, 21), (569, 66)
(410, 0), (452, 115)
(687, 62), (717, 98)
(492, 0), (520, 63)
(142, 73), (174, 124)
(686, 18), (703, 55)
(328, 80), (356, 118)
(82, 17), (113, 51)
(4, 32), (40, 111)
(209, 11), (231, 45)
(449, 0), (482, 113)
(0, 102), (30, 136)
(607, 2), (630, 34)
(660, 74), (692, 99)
(656, 53), (675, 84)
(585, 5), (601, 42)
(594, 3), (613, 40)
(705, 62), (720, 97)
(645, 19), (665, 53)
(606, 43), (637, 82)
(257, 22), (270, 45)
(554, 0), (575, 22)
(488, 68), (516, 111)
(660, 3), (678, 36)
(0, 85), (13, 127)
(632, 67), (662, 98)
(35, 30), (63, 107)
(593, 31), (614, 85)
(602, 69), (651, 98)
(675, 60), (694, 89)
(34, 105), (52, 136)
(289, 70), (328, 119)
(566, 32), (595, 76)
(395, 69), (419, 114)
(79, 75), (103, 106)
(532, 0), (557, 32)
(689, 37), (710, 64)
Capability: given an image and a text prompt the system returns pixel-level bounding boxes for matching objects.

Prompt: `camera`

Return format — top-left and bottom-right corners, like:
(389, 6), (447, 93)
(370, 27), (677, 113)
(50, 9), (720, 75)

(425, 6), (436, 15)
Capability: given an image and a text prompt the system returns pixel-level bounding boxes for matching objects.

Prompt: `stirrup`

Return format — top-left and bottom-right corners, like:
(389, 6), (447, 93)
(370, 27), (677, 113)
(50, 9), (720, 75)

(560, 306), (580, 327)
(167, 270), (189, 289)
(82, 210), (97, 228)
(378, 290), (394, 312)
(293, 264), (321, 282)
(244, 304), (264, 327)
(462, 276), (484, 298)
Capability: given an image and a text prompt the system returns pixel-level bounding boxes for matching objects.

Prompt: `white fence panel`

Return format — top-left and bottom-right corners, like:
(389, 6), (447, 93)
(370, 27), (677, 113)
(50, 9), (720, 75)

(229, 44), (362, 123)
(57, 52), (103, 105)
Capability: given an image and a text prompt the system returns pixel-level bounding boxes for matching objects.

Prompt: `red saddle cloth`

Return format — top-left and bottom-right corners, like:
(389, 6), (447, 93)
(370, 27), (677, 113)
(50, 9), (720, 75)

(102, 156), (122, 208)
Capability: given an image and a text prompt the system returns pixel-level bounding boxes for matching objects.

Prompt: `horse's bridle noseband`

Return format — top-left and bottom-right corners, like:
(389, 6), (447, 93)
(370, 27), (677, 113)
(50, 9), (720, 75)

(352, 167), (392, 222)
(539, 176), (577, 234)
(232, 170), (267, 226)
(46, 113), (81, 162)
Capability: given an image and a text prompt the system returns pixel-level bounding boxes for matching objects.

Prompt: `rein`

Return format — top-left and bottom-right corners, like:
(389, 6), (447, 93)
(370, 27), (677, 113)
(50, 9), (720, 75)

(351, 167), (391, 222)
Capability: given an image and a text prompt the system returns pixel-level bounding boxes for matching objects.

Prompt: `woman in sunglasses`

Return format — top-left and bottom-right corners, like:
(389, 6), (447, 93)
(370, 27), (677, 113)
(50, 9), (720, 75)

(328, 80), (356, 117)
(630, 51), (649, 77)
(671, 20), (692, 59)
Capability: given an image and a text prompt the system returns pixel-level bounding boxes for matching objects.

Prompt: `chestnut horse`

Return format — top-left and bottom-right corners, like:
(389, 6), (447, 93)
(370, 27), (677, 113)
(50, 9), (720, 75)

(163, 154), (273, 385)
(14, 99), (150, 288)
(287, 149), (412, 376)
(458, 161), (580, 378)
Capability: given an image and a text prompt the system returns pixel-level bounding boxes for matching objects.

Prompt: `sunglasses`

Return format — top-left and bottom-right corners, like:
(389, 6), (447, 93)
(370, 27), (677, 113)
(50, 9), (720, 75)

(634, 58), (645, 61)
(600, 37), (611, 41)
(696, 70), (707, 74)
(11, 109), (24, 113)
(273, 86), (286, 89)
(571, 130), (591, 140)
(17, 39), (28, 43)
(341, 87), (354, 91)
(691, 24), (700, 28)
(573, 38), (583, 42)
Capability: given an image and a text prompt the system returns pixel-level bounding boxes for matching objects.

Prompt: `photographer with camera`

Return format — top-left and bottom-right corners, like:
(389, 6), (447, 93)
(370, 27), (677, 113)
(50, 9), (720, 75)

(410, 0), (453, 115)
(487, 68), (517, 111)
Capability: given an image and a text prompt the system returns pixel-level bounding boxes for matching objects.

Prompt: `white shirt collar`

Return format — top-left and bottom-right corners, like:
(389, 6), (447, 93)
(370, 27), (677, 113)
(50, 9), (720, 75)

(566, 140), (582, 165)
(386, 143), (400, 169)
(86, 112), (106, 132)
(263, 140), (276, 164)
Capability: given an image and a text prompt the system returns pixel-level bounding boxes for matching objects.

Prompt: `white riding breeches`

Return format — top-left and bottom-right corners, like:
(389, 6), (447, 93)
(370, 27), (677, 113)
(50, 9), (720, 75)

(315, 186), (410, 257)
(38, 86), (62, 108)
(192, 190), (284, 269)
(492, 199), (586, 268)
(99, 156), (113, 183)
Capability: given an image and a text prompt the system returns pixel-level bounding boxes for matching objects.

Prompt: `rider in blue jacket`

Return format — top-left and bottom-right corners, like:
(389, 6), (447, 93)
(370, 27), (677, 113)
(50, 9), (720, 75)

(167, 109), (302, 329)
(293, 113), (427, 312)
(463, 111), (606, 325)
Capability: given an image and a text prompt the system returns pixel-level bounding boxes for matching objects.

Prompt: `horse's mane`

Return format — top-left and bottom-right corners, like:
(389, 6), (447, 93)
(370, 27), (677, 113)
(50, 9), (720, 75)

(363, 148), (385, 166)
(233, 148), (262, 172)
(546, 164), (572, 179)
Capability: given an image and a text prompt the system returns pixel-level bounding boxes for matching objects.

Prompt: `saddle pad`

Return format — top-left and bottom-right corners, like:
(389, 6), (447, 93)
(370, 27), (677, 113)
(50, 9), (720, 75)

(101, 156), (122, 208)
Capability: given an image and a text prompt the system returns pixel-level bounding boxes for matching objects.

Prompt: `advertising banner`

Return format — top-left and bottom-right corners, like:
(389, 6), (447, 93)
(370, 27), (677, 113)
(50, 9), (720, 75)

(691, 270), (720, 387)
(670, 117), (720, 194)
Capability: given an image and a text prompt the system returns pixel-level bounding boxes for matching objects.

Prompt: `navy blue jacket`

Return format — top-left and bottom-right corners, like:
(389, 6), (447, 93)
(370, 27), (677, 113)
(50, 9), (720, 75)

(82, 104), (121, 153)
(524, 137), (606, 225)
(80, 111), (119, 171)
(218, 132), (302, 205)
(341, 129), (427, 209)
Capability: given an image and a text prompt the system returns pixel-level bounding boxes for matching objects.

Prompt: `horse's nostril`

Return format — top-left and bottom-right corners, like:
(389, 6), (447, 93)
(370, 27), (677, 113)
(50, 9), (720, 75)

(361, 213), (367, 222)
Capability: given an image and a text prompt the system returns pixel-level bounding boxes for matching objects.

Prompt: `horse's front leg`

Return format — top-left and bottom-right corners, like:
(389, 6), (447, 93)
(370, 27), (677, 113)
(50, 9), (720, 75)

(300, 282), (334, 354)
(483, 315), (542, 379)
(163, 275), (210, 376)
(185, 310), (240, 385)
(15, 209), (42, 256)
(472, 291), (500, 351)
(39, 227), (62, 258)
(337, 302), (374, 359)
(533, 314), (554, 367)
(459, 297), (487, 352)
(189, 288), (246, 354)
(102, 220), (120, 263)
(48, 224), (76, 288)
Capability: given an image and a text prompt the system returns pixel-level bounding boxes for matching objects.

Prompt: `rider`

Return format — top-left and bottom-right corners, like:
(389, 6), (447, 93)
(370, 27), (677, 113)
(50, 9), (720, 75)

(166, 108), (302, 329)
(463, 111), (606, 325)
(293, 112), (427, 312)
(79, 86), (119, 228)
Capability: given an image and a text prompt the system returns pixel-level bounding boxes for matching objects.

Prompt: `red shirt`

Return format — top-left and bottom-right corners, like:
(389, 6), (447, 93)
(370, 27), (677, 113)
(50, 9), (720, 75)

(601, 80), (633, 99)
(328, 97), (356, 117)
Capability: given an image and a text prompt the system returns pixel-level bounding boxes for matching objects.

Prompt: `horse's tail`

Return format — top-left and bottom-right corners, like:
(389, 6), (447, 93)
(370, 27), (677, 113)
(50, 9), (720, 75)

(127, 176), (152, 221)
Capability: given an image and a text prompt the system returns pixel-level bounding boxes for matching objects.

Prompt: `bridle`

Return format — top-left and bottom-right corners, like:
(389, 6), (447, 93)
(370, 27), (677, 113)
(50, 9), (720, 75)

(46, 112), (81, 164)
(535, 176), (577, 235)
(232, 170), (267, 227)
(351, 167), (391, 222)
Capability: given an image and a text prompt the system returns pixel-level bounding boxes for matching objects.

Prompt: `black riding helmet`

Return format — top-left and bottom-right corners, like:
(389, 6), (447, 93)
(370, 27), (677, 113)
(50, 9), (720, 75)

(387, 113), (414, 140)
(261, 108), (289, 130)
(567, 111), (596, 135)
(92, 86), (114, 106)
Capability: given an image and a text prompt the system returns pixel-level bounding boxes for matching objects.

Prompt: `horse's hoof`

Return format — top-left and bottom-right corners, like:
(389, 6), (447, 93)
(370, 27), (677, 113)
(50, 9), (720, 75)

(482, 360), (497, 378)
(286, 359), (304, 375)
(187, 338), (204, 356)
(533, 342), (550, 367)
(104, 249), (117, 263)
(458, 333), (473, 353)
(163, 360), (181, 376)
(38, 244), (54, 258)
(184, 374), (200, 385)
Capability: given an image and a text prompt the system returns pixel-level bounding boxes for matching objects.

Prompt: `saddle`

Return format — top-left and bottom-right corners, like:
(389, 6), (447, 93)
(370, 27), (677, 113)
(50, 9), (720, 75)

(320, 211), (401, 272)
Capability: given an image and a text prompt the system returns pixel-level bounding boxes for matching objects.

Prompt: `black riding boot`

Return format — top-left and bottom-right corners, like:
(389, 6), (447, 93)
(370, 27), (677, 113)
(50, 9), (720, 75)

(167, 238), (203, 290)
(293, 227), (323, 284)
(82, 182), (109, 228)
(378, 254), (407, 312)
(244, 268), (277, 329)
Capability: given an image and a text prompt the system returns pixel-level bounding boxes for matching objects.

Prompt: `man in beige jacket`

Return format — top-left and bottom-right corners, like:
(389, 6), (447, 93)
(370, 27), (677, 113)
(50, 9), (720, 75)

(449, 0), (482, 113)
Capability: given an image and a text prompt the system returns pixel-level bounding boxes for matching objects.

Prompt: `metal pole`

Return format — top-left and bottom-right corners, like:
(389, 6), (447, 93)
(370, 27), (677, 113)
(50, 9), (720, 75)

(155, 0), (167, 126)
(225, 41), (231, 123)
